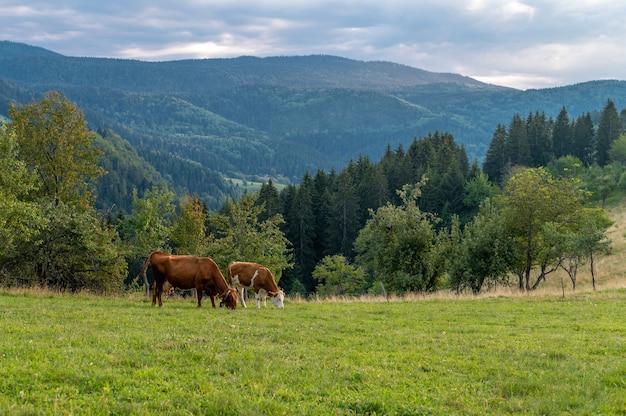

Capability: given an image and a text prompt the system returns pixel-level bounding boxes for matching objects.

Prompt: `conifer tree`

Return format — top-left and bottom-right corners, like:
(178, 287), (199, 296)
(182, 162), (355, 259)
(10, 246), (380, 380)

(506, 114), (531, 167)
(527, 111), (553, 166)
(483, 124), (508, 185)
(552, 106), (572, 159)
(596, 99), (623, 165)
(572, 113), (595, 166)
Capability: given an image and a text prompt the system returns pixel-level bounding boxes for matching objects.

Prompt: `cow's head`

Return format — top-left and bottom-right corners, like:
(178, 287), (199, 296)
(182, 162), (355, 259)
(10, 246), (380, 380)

(220, 288), (238, 309)
(268, 290), (285, 308)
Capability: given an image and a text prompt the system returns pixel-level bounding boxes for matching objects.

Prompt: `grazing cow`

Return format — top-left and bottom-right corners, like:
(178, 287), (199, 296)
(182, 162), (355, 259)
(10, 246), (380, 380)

(227, 261), (285, 308)
(136, 251), (237, 309)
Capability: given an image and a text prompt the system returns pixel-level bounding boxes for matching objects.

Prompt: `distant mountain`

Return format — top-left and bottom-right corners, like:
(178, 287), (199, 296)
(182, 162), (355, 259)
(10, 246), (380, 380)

(1, 41), (625, 209)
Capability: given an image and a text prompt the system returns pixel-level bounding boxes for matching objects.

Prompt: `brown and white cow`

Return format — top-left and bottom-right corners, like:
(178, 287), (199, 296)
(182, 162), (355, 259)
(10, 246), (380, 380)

(136, 251), (237, 309)
(227, 261), (285, 308)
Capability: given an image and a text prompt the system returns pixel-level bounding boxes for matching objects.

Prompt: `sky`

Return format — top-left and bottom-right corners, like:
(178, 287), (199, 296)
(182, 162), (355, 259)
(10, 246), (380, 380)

(1, 0), (625, 90)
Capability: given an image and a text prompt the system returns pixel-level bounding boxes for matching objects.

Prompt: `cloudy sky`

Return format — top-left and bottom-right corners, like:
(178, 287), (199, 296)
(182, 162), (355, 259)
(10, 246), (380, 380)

(1, 0), (625, 90)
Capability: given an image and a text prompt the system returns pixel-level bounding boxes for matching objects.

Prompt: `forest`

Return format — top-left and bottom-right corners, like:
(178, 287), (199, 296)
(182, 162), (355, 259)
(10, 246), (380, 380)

(3, 41), (626, 215)
(1, 91), (623, 297)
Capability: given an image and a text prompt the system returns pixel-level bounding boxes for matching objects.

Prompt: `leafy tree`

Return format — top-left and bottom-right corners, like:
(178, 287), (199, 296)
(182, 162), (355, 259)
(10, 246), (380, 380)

(2, 92), (126, 292)
(461, 168), (499, 221)
(496, 167), (588, 291)
(445, 201), (516, 294)
(313, 255), (367, 296)
(207, 192), (292, 282)
(354, 179), (442, 293)
(584, 163), (622, 207)
(8, 91), (104, 208)
(551, 207), (612, 292)
(171, 194), (208, 255)
(608, 133), (626, 164)
(596, 99), (623, 166)
(125, 186), (175, 257)
(0, 124), (44, 260)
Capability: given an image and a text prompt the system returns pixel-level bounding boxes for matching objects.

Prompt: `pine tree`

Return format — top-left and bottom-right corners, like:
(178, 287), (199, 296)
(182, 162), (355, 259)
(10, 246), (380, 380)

(596, 99), (623, 165)
(506, 114), (531, 167)
(527, 111), (553, 166)
(552, 106), (572, 159)
(483, 124), (508, 185)
(572, 113), (595, 166)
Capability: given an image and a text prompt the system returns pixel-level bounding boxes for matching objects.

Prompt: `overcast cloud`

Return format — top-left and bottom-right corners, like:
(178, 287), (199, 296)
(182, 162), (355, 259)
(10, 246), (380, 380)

(1, 0), (625, 90)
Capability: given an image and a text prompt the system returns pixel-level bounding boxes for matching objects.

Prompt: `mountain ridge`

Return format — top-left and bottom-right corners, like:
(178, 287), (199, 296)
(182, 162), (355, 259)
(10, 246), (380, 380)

(1, 41), (625, 211)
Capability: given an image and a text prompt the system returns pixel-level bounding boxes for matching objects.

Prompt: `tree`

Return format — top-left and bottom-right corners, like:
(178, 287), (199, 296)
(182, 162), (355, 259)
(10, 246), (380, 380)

(8, 91), (104, 208)
(506, 114), (531, 167)
(125, 186), (175, 257)
(483, 124), (508, 185)
(0, 124), (44, 261)
(256, 179), (282, 222)
(207, 192), (292, 282)
(445, 201), (516, 294)
(2, 92), (126, 292)
(496, 167), (588, 291)
(551, 106), (571, 159)
(572, 113), (595, 166)
(354, 179), (442, 293)
(596, 99), (623, 166)
(171, 194), (208, 255)
(527, 110), (553, 166)
(326, 169), (360, 257)
(313, 255), (367, 296)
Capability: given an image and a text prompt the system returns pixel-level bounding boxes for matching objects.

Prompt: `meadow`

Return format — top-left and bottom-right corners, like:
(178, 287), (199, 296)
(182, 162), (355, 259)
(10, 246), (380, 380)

(1, 288), (625, 415)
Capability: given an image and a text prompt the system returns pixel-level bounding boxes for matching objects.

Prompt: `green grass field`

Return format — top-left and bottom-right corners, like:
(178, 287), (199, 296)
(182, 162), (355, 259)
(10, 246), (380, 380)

(1, 290), (625, 415)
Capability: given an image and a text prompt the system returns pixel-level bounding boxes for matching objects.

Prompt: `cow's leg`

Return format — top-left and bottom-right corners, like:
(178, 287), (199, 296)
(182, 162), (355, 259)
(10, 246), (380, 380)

(237, 286), (247, 308)
(255, 291), (262, 308)
(196, 285), (203, 307)
(209, 293), (216, 308)
(153, 279), (164, 307)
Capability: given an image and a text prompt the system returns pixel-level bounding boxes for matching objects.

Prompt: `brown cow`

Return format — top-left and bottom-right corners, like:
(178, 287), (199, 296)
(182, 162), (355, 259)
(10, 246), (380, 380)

(136, 251), (237, 309)
(227, 261), (285, 308)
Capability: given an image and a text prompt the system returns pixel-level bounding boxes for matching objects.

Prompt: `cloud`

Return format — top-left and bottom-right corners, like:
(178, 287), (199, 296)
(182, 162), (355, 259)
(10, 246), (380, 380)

(1, 0), (626, 89)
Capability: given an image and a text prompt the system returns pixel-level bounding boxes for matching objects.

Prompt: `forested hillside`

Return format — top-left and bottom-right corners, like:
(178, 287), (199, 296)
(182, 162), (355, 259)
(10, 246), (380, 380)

(1, 69), (623, 299)
(1, 40), (626, 213)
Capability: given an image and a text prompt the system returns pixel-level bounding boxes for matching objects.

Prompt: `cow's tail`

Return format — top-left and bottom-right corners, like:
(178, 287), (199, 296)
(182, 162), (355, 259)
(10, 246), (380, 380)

(134, 253), (152, 283)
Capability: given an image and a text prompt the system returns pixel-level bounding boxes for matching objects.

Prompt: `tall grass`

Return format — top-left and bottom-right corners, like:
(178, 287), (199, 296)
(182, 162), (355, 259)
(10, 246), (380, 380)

(1, 289), (625, 415)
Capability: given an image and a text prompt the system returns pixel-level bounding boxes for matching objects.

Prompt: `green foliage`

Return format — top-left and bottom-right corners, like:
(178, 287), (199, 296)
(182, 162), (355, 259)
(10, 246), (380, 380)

(312, 255), (367, 295)
(206, 193), (292, 280)
(354, 180), (442, 293)
(0, 93), (127, 292)
(445, 202), (517, 294)
(596, 99), (623, 165)
(8, 91), (104, 208)
(124, 186), (175, 257)
(170, 195), (208, 255)
(495, 167), (596, 291)
(0, 124), (44, 258)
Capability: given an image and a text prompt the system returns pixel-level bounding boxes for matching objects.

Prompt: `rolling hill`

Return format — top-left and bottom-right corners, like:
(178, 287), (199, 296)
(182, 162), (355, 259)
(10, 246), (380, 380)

(1, 40), (626, 210)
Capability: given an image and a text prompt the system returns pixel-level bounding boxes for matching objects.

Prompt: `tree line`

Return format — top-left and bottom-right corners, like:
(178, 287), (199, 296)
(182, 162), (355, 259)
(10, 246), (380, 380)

(0, 92), (621, 296)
